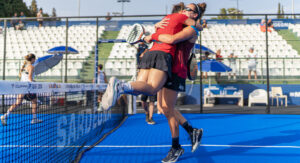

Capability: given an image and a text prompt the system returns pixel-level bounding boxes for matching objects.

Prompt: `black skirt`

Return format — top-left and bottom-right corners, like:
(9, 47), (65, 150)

(138, 50), (172, 78)
(24, 93), (37, 101)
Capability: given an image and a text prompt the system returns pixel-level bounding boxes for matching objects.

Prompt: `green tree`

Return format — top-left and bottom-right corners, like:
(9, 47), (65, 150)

(277, 3), (281, 19)
(30, 0), (38, 16)
(281, 5), (284, 19)
(52, 8), (57, 17)
(227, 8), (243, 19)
(217, 8), (228, 19)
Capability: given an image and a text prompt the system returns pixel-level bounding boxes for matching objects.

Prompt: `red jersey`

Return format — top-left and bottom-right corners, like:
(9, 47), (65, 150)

(216, 54), (223, 62)
(150, 13), (188, 56)
(172, 41), (195, 79)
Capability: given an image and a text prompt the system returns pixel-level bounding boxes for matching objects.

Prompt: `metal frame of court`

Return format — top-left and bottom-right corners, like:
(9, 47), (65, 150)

(1, 13), (300, 114)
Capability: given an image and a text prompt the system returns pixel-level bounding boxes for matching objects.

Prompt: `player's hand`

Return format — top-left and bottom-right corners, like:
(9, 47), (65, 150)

(155, 18), (169, 29)
(144, 35), (152, 43)
(195, 19), (203, 31)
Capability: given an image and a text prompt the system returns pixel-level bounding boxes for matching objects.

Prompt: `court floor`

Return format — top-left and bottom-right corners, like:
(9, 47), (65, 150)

(80, 113), (300, 163)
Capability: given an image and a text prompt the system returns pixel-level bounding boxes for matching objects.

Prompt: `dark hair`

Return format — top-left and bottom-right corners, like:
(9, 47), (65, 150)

(172, 2), (185, 14)
(98, 64), (103, 70)
(192, 3), (207, 20)
(19, 53), (36, 78)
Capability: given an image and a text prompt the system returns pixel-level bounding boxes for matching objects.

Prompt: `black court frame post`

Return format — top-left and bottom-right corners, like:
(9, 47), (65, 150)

(64, 18), (69, 83)
(265, 15), (270, 113)
(2, 20), (7, 113)
(64, 18), (69, 112)
(2, 20), (7, 81)
(93, 18), (99, 112)
(199, 30), (203, 113)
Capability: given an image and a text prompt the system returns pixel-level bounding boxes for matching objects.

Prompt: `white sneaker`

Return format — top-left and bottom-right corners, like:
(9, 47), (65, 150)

(101, 77), (121, 111)
(31, 118), (43, 124)
(1, 115), (7, 126)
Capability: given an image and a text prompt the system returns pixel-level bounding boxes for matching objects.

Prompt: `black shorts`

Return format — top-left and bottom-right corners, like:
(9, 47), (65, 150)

(138, 50), (172, 78)
(141, 94), (157, 102)
(24, 93), (37, 101)
(164, 73), (186, 92)
(38, 21), (43, 26)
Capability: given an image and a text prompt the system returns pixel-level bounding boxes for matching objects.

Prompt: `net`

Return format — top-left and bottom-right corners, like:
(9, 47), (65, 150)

(0, 81), (127, 162)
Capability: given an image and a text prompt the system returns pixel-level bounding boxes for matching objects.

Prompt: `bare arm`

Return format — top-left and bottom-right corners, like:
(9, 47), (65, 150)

(146, 26), (196, 44)
(27, 65), (34, 82)
(103, 72), (108, 83)
(184, 18), (202, 30)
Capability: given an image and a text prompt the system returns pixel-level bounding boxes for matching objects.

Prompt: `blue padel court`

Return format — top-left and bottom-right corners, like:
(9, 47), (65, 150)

(80, 113), (300, 163)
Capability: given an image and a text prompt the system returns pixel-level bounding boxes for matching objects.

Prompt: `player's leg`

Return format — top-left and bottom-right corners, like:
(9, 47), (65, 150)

(141, 94), (149, 122)
(31, 96), (42, 124)
(1, 94), (24, 126)
(147, 94), (157, 125)
(161, 88), (183, 163)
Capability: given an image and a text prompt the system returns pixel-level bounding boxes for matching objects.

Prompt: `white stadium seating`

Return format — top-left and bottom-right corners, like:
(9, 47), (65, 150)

(0, 25), (105, 77)
(107, 23), (300, 77)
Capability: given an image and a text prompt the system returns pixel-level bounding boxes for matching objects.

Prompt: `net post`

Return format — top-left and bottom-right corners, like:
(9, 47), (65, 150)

(265, 14), (270, 114)
(2, 20), (7, 113)
(2, 20), (7, 80)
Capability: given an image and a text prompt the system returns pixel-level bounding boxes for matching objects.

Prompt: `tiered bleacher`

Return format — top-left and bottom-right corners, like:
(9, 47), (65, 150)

(200, 24), (299, 77)
(0, 25), (105, 78)
(107, 23), (299, 77)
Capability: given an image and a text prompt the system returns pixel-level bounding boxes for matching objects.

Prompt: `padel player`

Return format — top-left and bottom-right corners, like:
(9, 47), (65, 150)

(1, 54), (43, 126)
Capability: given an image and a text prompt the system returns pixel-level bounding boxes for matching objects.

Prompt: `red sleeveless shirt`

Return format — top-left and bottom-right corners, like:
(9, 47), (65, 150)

(150, 13), (188, 57)
(172, 40), (195, 79)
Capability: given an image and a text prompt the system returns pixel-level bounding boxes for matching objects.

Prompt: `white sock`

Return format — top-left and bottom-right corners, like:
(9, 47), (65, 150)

(32, 114), (37, 119)
(122, 82), (133, 93)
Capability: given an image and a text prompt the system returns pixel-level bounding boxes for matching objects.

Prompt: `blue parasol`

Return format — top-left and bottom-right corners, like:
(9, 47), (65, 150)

(47, 46), (79, 54)
(194, 44), (215, 54)
(198, 59), (232, 87)
(198, 59), (232, 72)
(33, 54), (63, 75)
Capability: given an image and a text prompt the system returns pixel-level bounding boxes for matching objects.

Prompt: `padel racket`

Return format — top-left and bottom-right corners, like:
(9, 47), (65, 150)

(187, 53), (198, 80)
(126, 23), (145, 45)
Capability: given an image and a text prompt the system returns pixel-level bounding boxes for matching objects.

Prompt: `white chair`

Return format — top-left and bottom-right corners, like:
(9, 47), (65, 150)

(271, 87), (287, 107)
(248, 89), (268, 107)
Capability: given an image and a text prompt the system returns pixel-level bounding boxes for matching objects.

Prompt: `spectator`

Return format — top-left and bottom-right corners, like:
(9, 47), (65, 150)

(37, 9), (43, 27)
(105, 12), (112, 21)
(141, 94), (157, 125)
(216, 49), (223, 80)
(228, 52), (238, 80)
(260, 19), (272, 32)
(202, 19), (207, 28)
(201, 52), (210, 79)
(247, 47), (257, 80)
(19, 12), (26, 26)
(16, 20), (25, 30)
(11, 13), (18, 29)
(267, 19), (274, 29)
(93, 64), (107, 107)
(260, 19), (266, 32)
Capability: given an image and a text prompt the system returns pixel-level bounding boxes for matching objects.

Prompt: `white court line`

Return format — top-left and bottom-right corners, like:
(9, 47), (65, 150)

(1, 144), (300, 149)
